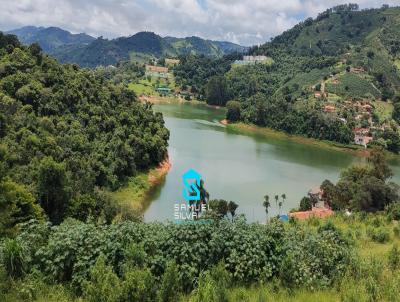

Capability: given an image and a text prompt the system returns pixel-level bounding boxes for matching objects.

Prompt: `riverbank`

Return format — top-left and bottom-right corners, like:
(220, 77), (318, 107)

(224, 122), (373, 157)
(139, 94), (225, 110)
(110, 157), (171, 216)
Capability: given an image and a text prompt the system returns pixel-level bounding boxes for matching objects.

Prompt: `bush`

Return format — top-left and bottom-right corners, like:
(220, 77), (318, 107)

(299, 196), (312, 211)
(394, 225), (400, 238)
(121, 267), (156, 302)
(157, 262), (181, 302)
(387, 202), (400, 221)
(1, 239), (25, 278)
(279, 225), (350, 288)
(122, 243), (147, 271)
(367, 227), (390, 243)
(192, 263), (232, 302)
(226, 101), (241, 122)
(388, 245), (400, 271)
(82, 256), (121, 302)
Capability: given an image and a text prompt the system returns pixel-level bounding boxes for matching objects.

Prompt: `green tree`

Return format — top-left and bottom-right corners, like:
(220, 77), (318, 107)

(37, 157), (70, 224)
(281, 194), (286, 205)
(263, 195), (270, 220)
(274, 195), (279, 206)
(157, 262), (181, 302)
(226, 100), (241, 122)
(0, 179), (43, 236)
(227, 201), (238, 220)
(209, 199), (228, 218)
(368, 148), (393, 180)
(121, 267), (156, 302)
(83, 256), (121, 302)
(299, 197), (312, 211)
(393, 103), (400, 123)
(2, 239), (26, 279)
(205, 75), (230, 106)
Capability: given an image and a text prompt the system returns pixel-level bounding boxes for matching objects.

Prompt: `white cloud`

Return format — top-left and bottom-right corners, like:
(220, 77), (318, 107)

(0, 0), (399, 45)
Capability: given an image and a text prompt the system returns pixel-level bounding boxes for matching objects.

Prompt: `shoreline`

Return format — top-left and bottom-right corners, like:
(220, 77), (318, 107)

(110, 156), (172, 215)
(139, 94), (224, 110)
(223, 121), (372, 157)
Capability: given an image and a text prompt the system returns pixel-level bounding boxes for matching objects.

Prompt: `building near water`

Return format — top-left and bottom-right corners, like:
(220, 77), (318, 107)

(156, 87), (172, 95)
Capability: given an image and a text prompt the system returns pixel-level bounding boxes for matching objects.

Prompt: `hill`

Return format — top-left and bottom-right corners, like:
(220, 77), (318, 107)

(174, 4), (400, 152)
(6, 26), (248, 67)
(6, 26), (95, 52)
(0, 32), (169, 226)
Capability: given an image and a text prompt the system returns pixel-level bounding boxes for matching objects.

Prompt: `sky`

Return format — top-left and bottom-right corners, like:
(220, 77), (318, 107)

(0, 0), (399, 46)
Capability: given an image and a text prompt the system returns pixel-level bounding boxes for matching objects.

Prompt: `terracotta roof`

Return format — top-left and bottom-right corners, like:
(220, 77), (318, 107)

(289, 207), (334, 220)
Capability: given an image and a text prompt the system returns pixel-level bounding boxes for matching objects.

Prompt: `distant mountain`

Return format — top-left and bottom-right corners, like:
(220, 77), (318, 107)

(6, 26), (248, 68)
(7, 26), (95, 52)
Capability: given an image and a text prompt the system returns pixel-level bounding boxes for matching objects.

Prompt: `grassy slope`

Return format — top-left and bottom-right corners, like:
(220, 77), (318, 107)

(109, 162), (169, 215)
(326, 72), (381, 99)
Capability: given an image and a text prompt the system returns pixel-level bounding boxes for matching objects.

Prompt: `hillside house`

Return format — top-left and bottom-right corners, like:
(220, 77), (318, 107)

(156, 87), (171, 95)
(145, 65), (168, 73)
(233, 55), (269, 66)
(243, 55), (268, 62)
(165, 58), (180, 66)
(308, 187), (323, 204)
(354, 135), (373, 147)
(354, 127), (370, 135)
(323, 105), (335, 113)
(350, 67), (365, 74)
(289, 207), (334, 220)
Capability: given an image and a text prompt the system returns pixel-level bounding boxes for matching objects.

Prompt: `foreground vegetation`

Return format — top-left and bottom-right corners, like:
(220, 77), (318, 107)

(0, 147), (399, 301)
(1, 211), (400, 302)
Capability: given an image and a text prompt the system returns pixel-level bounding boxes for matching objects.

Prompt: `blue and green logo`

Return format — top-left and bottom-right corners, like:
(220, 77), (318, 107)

(182, 169), (201, 201)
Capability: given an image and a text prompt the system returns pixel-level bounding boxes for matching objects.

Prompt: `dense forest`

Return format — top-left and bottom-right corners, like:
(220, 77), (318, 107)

(173, 5), (400, 150)
(0, 32), (169, 231)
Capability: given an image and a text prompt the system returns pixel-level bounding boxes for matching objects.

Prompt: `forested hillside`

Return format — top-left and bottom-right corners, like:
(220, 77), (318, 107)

(0, 32), (169, 231)
(6, 26), (95, 52)
(174, 4), (400, 151)
(7, 27), (248, 68)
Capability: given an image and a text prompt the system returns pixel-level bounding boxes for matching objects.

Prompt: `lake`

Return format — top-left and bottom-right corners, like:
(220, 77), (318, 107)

(144, 101), (400, 223)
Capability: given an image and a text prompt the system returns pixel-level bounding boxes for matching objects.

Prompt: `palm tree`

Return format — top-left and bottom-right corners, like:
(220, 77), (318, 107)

(278, 201), (283, 215)
(281, 194), (286, 207)
(228, 201), (238, 221)
(263, 195), (270, 221)
(274, 195), (279, 207)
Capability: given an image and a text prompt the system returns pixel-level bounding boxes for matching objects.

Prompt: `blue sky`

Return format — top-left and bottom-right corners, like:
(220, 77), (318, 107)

(0, 0), (399, 45)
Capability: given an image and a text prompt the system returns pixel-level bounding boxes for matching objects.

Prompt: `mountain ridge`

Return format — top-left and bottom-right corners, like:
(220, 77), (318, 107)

(6, 26), (248, 67)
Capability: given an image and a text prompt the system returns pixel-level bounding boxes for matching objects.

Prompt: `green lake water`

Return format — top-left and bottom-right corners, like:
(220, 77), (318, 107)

(144, 102), (400, 223)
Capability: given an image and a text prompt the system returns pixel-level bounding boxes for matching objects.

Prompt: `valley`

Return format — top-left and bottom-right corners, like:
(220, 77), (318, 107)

(2, 3), (400, 302)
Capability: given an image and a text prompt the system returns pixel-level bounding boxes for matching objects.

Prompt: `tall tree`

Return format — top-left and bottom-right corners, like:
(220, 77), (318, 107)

(37, 157), (70, 224)
(228, 201), (238, 220)
(205, 75), (230, 106)
(263, 195), (270, 221)
(368, 148), (393, 181)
